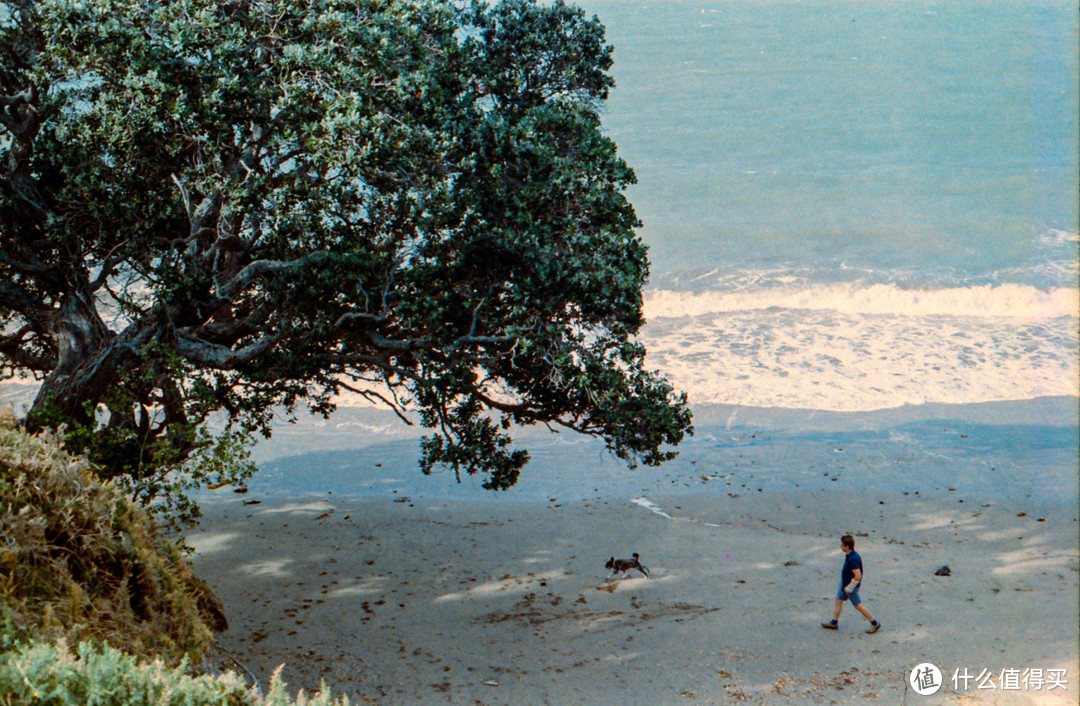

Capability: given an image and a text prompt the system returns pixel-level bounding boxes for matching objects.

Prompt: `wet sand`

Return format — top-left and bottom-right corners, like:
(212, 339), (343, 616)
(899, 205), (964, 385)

(189, 483), (1078, 704)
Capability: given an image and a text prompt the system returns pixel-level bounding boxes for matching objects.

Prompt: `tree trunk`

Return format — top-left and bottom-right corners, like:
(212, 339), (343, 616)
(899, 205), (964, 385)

(27, 289), (123, 428)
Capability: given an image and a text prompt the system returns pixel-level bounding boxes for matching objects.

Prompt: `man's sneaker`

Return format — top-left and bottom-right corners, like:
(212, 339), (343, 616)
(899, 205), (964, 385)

(866, 622), (881, 634)
(821, 621), (838, 630)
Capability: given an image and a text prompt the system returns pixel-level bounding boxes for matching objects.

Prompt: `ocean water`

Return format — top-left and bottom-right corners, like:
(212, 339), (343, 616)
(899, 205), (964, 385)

(580, 0), (1079, 411)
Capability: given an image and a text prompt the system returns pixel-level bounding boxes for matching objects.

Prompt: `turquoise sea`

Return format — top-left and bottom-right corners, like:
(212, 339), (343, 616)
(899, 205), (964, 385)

(592, 0), (1077, 285)
(577, 0), (1079, 411)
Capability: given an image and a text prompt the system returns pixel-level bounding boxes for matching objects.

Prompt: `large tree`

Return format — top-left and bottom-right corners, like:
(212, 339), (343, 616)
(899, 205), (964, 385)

(0, 0), (691, 508)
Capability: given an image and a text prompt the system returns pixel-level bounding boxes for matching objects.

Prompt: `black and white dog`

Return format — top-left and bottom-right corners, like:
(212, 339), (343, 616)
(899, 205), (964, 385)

(605, 552), (649, 580)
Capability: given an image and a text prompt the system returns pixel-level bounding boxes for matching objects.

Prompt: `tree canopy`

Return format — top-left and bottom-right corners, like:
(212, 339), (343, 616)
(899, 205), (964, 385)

(0, 0), (692, 507)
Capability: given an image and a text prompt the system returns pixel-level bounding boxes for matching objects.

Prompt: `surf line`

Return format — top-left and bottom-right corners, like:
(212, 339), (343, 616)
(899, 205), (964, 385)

(630, 497), (724, 528)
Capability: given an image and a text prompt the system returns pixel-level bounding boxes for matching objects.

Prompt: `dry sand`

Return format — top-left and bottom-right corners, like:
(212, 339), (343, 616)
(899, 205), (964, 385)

(188, 486), (1079, 704)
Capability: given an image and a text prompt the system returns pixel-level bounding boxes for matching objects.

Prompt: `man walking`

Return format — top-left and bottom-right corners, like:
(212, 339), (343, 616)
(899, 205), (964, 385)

(822, 534), (881, 633)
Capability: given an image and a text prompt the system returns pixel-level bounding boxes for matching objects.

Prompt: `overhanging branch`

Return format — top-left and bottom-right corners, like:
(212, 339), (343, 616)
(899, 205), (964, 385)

(174, 332), (281, 369)
(336, 380), (414, 426)
(0, 280), (54, 329)
(219, 251), (333, 298)
(0, 328), (55, 371)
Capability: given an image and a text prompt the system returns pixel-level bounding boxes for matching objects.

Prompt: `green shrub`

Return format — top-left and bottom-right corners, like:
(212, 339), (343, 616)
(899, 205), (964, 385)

(0, 639), (348, 705)
(0, 416), (223, 664)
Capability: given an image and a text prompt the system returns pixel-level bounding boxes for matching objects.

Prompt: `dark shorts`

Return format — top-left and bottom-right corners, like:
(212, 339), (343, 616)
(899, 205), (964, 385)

(837, 580), (862, 606)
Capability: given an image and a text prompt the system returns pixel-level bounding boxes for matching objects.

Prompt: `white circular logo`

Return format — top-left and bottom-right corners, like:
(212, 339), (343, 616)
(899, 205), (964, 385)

(909, 662), (943, 696)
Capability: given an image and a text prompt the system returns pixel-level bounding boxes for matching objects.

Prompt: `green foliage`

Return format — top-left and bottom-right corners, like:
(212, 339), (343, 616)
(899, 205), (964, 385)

(0, 418), (222, 665)
(110, 426), (256, 534)
(0, 640), (349, 706)
(29, 393), (256, 531)
(1, 0), (692, 494)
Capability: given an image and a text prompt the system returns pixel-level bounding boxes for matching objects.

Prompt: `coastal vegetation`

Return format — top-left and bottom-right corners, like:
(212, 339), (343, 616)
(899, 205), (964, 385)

(0, 0), (692, 520)
(0, 642), (347, 706)
(0, 413), (350, 704)
(0, 412), (216, 663)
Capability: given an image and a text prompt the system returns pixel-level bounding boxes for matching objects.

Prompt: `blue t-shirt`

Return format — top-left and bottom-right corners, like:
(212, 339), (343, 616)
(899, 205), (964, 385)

(842, 550), (863, 586)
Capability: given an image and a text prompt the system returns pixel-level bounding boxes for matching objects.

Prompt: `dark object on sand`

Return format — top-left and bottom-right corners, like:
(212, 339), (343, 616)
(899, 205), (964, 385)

(934, 565), (951, 576)
(605, 553), (650, 579)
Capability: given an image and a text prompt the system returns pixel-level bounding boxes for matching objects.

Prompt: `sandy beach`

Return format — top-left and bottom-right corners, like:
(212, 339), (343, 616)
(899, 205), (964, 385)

(188, 402), (1079, 704)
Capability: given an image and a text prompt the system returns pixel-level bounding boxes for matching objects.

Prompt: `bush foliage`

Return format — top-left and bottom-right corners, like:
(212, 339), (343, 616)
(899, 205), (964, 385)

(0, 413), (222, 665)
(0, 640), (347, 705)
(0, 414), (352, 704)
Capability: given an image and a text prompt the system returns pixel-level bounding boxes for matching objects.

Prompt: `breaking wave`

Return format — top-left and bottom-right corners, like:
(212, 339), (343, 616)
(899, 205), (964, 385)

(643, 282), (1079, 321)
(638, 273), (1079, 411)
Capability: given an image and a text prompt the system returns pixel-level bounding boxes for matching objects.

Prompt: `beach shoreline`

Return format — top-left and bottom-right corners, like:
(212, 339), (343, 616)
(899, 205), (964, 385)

(188, 399), (1079, 703)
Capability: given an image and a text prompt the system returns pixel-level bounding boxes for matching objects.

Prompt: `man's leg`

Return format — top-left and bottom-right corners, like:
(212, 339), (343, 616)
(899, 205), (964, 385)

(822, 596), (845, 628)
(852, 599), (882, 633)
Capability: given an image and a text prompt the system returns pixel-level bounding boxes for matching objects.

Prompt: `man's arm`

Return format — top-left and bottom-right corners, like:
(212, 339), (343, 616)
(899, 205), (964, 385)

(844, 568), (862, 594)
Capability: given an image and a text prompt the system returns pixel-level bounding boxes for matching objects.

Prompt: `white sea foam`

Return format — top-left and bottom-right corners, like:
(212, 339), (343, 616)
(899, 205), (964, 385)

(643, 283), (1079, 320)
(1036, 229), (1080, 247)
(630, 497), (673, 519)
(639, 280), (1079, 412)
